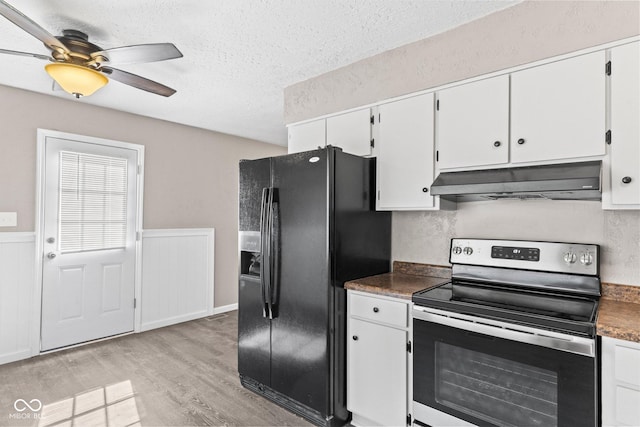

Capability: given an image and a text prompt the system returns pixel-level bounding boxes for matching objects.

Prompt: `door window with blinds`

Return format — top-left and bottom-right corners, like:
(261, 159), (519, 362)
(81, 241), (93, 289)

(58, 151), (129, 253)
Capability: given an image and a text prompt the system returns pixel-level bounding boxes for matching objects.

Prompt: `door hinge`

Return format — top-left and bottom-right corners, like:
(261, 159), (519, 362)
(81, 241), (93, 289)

(370, 138), (375, 148)
(407, 414), (412, 426)
(406, 340), (412, 353)
(136, 231), (141, 241)
(436, 150), (439, 162)
(436, 99), (440, 111)
(605, 61), (612, 76)
(134, 298), (137, 309)
(370, 115), (375, 125)
(606, 130), (612, 145)
(378, 113), (381, 123)
(137, 164), (141, 174)
(377, 190), (380, 201)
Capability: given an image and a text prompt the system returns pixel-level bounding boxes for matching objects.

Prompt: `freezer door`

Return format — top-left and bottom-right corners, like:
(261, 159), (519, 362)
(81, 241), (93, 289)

(238, 158), (272, 385)
(269, 149), (331, 416)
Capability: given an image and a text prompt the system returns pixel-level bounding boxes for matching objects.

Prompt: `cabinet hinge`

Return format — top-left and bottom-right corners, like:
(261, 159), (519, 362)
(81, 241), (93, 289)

(436, 150), (439, 162)
(436, 99), (440, 111)
(370, 115), (375, 125)
(406, 414), (412, 426)
(605, 61), (612, 76)
(370, 138), (375, 148)
(407, 340), (412, 353)
(137, 164), (141, 174)
(136, 231), (141, 241)
(377, 190), (380, 201)
(606, 130), (612, 145)
(378, 113), (381, 123)
(134, 298), (137, 309)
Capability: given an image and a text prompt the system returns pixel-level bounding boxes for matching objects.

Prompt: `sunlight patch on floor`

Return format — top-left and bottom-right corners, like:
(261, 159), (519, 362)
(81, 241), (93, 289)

(38, 380), (140, 427)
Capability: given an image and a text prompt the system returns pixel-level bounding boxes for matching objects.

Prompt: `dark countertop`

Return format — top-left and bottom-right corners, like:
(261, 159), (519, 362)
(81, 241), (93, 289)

(597, 283), (640, 343)
(346, 263), (640, 343)
(345, 262), (450, 300)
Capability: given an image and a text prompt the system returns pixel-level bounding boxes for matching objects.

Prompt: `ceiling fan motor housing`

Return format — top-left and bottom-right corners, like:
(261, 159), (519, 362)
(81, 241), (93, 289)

(52, 29), (106, 65)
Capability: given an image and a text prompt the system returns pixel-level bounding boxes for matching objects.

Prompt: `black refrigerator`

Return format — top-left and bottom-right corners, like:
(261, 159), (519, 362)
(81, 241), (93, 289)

(238, 146), (391, 426)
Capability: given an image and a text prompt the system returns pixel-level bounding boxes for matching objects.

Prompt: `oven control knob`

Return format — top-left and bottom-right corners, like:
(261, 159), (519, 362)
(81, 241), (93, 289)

(580, 252), (593, 266)
(463, 247), (473, 255)
(452, 246), (463, 255)
(563, 252), (577, 264)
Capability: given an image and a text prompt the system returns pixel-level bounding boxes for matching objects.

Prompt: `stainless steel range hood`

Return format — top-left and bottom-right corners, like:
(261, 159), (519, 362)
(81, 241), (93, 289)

(430, 161), (602, 202)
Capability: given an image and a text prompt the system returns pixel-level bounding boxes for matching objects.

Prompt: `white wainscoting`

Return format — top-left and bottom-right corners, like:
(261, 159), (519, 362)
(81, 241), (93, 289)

(0, 233), (36, 365)
(140, 229), (215, 331)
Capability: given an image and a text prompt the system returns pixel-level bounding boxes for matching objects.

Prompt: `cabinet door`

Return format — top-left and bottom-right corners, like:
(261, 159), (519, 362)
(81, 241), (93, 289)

(610, 42), (640, 206)
(511, 51), (606, 163)
(288, 119), (325, 154)
(602, 337), (640, 427)
(377, 93), (435, 210)
(348, 317), (407, 427)
(326, 108), (372, 156)
(437, 75), (509, 169)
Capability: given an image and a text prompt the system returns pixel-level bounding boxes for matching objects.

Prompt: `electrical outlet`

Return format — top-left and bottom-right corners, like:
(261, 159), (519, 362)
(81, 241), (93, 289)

(0, 212), (17, 227)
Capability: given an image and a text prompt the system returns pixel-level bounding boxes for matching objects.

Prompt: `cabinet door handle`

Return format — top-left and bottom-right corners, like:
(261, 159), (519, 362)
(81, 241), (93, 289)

(422, 187), (429, 193)
(493, 141), (501, 147)
(352, 335), (358, 341)
(373, 307), (379, 313)
(622, 176), (632, 184)
(517, 138), (526, 145)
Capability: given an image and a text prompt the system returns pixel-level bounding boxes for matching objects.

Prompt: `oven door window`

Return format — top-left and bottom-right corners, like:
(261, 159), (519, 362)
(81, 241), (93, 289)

(436, 342), (558, 426)
(413, 319), (596, 427)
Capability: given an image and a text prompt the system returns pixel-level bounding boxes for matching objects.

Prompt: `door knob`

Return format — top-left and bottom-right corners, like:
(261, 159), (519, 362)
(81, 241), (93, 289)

(352, 335), (358, 341)
(47, 252), (56, 259)
(517, 138), (526, 145)
(622, 176), (632, 184)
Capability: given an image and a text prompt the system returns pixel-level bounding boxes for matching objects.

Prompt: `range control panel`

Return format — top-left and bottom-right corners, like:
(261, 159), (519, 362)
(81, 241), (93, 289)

(450, 238), (599, 276)
(491, 246), (540, 262)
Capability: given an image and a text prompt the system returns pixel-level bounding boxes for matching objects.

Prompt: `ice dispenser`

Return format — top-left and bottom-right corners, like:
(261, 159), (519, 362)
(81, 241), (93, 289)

(239, 231), (261, 277)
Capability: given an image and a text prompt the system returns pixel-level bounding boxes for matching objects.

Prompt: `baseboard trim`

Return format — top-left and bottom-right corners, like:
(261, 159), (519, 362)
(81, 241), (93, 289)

(212, 303), (238, 315)
(0, 349), (32, 366)
(140, 311), (210, 332)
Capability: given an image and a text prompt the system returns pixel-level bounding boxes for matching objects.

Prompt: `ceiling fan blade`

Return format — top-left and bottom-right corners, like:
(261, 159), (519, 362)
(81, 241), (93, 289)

(100, 66), (176, 97)
(0, 0), (68, 52)
(93, 43), (182, 66)
(0, 47), (50, 61)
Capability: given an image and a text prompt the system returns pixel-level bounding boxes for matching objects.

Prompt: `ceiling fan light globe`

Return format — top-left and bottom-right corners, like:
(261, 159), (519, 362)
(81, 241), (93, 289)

(45, 63), (108, 97)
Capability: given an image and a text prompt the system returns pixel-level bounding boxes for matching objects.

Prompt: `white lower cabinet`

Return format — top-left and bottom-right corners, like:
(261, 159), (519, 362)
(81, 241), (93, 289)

(602, 336), (640, 426)
(347, 291), (410, 426)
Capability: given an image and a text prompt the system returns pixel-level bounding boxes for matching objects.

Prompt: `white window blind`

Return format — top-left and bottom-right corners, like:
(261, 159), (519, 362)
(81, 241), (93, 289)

(59, 151), (128, 253)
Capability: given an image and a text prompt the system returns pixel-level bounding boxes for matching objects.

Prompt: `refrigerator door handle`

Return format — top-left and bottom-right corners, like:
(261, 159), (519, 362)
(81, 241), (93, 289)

(268, 188), (279, 319)
(260, 187), (271, 318)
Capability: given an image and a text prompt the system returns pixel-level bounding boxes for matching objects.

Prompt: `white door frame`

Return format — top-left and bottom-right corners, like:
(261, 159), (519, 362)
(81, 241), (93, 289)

(34, 129), (145, 355)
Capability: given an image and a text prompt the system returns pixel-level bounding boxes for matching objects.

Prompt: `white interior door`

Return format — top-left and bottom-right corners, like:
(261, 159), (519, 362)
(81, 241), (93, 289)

(41, 137), (139, 351)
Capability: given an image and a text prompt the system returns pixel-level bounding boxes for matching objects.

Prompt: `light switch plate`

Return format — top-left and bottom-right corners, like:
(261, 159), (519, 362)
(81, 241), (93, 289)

(0, 212), (17, 227)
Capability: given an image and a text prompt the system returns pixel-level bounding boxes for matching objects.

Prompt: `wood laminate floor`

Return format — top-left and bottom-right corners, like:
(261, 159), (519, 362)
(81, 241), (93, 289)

(0, 312), (311, 427)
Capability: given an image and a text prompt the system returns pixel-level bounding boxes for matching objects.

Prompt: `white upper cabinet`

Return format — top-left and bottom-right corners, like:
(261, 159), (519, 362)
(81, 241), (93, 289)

(437, 75), (510, 170)
(326, 108), (372, 156)
(287, 119), (326, 154)
(510, 51), (606, 164)
(377, 93), (436, 210)
(608, 41), (640, 207)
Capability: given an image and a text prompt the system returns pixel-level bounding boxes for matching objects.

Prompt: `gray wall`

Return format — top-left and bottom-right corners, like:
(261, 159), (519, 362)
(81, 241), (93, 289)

(0, 84), (286, 306)
(283, 0), (640, 286)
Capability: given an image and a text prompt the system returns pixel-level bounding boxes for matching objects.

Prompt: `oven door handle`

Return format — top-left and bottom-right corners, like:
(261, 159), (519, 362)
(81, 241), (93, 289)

(412, 306), (595, 357)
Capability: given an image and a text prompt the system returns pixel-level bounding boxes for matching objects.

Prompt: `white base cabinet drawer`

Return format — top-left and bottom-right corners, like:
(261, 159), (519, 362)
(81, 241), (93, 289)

(349, 292), (407, 328)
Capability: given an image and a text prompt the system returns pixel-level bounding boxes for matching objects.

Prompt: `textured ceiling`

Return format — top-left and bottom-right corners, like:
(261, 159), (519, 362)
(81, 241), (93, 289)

(0, 0), (521, 146)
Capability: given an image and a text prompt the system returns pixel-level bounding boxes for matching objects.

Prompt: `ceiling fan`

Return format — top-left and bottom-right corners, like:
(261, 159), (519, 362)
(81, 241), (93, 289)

(0, 0), (182, 98)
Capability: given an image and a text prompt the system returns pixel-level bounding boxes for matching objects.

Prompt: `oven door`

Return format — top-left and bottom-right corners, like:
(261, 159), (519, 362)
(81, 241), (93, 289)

(412, 306), (597, 427)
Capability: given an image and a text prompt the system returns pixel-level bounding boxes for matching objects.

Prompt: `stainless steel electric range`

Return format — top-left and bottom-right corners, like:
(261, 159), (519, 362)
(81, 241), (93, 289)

(412, 238), (600, 427)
